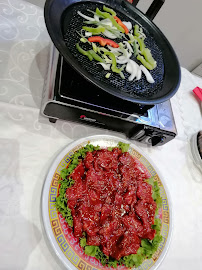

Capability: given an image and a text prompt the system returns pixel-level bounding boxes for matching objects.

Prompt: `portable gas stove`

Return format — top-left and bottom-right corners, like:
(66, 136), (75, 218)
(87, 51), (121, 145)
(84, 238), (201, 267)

(41, 45), (177, 146)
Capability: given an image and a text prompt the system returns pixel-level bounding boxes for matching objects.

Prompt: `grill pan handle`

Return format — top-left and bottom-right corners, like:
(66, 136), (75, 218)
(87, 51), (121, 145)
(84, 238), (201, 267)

(126, 0), (165, 21)
(146, 0), (165, 20)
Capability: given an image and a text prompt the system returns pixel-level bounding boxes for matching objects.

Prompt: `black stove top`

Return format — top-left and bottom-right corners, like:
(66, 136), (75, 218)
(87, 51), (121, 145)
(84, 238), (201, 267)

(57, 56), (153, 117)
(41, 45), (177, 146)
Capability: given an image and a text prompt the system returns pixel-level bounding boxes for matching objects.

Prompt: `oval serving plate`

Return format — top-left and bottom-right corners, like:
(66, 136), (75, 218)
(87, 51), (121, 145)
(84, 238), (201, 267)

(41, 135), (172, 270)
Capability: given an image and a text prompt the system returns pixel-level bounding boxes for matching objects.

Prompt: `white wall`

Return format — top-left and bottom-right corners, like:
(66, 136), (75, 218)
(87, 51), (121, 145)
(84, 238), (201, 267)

(137, 0), (202, 71)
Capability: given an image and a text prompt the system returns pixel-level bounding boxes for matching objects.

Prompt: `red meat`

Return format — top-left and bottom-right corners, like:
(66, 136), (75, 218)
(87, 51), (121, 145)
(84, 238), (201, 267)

(137, 181), (153, 203)
(84, 151), (94, 169)
(61, 149), (158, 259)
(87, 235), (101, 246)
(73, 216), (83, 238)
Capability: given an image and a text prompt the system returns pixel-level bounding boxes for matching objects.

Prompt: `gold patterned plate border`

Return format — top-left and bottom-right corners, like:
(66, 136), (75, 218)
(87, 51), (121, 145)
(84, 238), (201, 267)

(41, 135), (172, 270)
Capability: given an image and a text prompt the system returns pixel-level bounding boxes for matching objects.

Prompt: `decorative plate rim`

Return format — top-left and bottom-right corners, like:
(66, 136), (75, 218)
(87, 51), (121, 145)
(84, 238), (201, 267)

(41, 134), (172, 270)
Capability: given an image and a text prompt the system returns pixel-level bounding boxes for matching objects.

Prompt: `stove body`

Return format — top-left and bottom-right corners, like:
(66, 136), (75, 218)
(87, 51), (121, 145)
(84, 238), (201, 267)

(41, 45), (177, 146)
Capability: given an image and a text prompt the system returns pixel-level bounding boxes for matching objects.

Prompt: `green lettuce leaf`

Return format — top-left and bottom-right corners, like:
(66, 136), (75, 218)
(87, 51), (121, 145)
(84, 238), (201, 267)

(55, 177), (75, 227)
(80, 237), (87, 248)
(118, 142), (130, 152)
(145, 177), (163, 214)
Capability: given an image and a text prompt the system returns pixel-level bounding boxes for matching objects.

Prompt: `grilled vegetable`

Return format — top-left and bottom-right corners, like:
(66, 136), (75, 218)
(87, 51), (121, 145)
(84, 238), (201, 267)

(132, 40), (139, 56)
(134, 24), (146, 39)
(104, 51), (121, 74)
(134, 24), (141, 37)
(76, 5), (157, 80)
(140, 65), (155, 83)
(134, 36), (146, 53)
(82, 25), (105, 35)
(96, 8), (125, 33)
(114, 16), (129, 34)
(89, 50), (105, 63)
(126, 59), (139, 81)
(76, 43), (93, 61)
(105, 72), (111, 78)
(103, 5), (116, 16)
(142, 48), (157, 69)
(137, 54), (153, 70)
(77, 11), (95, 21)
(88, 36), (119, 48)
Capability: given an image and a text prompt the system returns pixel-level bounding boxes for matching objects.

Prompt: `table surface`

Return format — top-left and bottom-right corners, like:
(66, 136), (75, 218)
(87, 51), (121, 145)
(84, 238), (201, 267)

(0, 0), (202, 269)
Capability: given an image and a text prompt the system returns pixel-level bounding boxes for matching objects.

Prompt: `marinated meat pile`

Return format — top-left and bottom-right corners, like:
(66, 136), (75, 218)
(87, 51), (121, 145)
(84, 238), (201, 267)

(66, 148), (156, 260)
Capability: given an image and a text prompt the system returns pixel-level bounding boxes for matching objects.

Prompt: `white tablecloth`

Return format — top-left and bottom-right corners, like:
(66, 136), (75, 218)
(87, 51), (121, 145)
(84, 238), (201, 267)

(0, 0), (202, 269)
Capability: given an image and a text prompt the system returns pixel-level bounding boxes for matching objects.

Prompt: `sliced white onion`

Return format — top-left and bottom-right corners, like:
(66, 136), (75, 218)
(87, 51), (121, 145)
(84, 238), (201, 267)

(103, 30), (117, 39)
(140, 65), (154, 83)
(116, 57), (129, 64)
(129, 61), (139, 81)
(123, 41), (133, 53)
(126, 60), (139, 81)
(107, 45), (121, 53)
(85, 31), (92, 37)
(94, 14), (100, 22)
(127, 51), (132, 59)
(117, 55), (126, 61)
(122, 21), (132, 31)
(98, 63), (111, 70)
(138, 34), (146, 39)
(126, 61), (133, 74)
(103, 55), (112, 64)
(100, 19), (113, 27)
(136, 68), (142, 81)
(116, 55), (130, 64)
(77, 11), (94, 21)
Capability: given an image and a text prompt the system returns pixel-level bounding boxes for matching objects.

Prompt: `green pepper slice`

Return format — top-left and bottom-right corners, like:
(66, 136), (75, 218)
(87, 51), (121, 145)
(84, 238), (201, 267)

(103, 5), (116, 16)
(82, 25), (105, 35)
(104, 51), (121, 74)
(96, 8), (125, 33)
(88, 50), (105, 63)
(142, 48), (157, 69)
(76, 43), (93, 61)
(134, 36), (145, 53)
(137, 55), (153, 70)
(134, 24), (141, 37)
(132, 41), (139, 56)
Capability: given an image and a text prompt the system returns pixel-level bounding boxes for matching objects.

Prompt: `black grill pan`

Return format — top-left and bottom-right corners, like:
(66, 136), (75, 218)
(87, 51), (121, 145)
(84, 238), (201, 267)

(44, 0), (181, 105)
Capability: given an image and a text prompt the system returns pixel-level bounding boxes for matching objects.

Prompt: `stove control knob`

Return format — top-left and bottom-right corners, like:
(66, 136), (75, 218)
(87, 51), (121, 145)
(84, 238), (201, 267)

(150, 135), (164, 146)
(128, 125), (145, 139)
